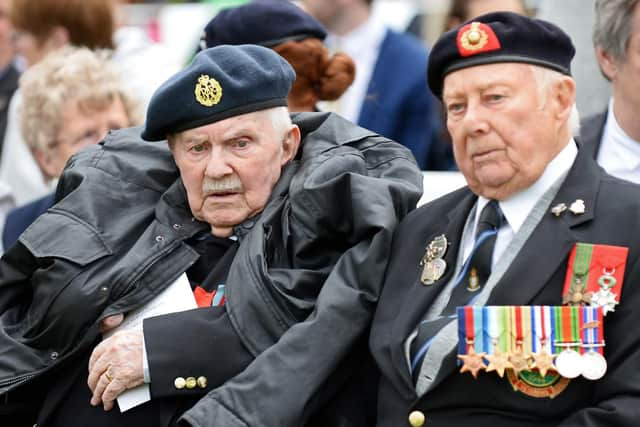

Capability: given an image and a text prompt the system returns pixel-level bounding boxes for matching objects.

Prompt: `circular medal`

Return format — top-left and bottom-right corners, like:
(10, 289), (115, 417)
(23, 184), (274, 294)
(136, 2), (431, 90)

(581, 351), (607, 380)
(555, 349), (583, 379)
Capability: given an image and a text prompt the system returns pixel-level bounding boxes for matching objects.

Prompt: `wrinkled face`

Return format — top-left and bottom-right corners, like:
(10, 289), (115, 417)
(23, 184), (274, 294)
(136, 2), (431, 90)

(37, 96), (130, 179)
(170, 109), (300, 237)
(443, 63), (569, 200)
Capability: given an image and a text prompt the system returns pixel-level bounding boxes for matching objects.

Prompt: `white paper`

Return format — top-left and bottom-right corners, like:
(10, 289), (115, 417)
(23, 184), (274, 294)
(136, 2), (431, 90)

(103, 273), (197, 412)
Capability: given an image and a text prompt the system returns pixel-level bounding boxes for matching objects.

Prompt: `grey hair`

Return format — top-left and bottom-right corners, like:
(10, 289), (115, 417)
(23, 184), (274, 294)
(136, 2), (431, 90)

(593, 0), (639, 63)
(530, 65), (580, 137)
(267, 106), (293, 140)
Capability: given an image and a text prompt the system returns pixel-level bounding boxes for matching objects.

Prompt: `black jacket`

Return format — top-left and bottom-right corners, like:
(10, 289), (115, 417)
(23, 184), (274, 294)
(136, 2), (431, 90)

(579, 110), (607, 160)
(0, 112), (423, 426)
(371, 143), (640, 426)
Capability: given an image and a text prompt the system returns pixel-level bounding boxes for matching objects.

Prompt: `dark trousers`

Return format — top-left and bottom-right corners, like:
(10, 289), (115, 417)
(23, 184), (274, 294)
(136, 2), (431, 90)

(38, 350), (195, 427)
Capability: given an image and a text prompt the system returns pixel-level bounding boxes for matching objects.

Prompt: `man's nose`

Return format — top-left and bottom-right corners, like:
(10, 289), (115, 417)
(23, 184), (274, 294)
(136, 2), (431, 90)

(204, 150), (233, 178)
(462, 102), (490, 135)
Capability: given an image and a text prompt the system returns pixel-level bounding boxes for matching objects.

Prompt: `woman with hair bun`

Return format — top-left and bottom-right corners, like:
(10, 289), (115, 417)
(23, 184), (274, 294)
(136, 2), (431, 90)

(198, 0), (355, 112)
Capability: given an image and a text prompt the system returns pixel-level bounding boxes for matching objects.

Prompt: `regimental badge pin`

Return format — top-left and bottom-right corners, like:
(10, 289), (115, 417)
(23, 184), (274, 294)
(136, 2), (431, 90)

(195, 74), (223, 107)
(467, 268), (481, 292)
(551, 203), (567, 217)
(420, 234), (448, 285)
(569, 199), (585, 215)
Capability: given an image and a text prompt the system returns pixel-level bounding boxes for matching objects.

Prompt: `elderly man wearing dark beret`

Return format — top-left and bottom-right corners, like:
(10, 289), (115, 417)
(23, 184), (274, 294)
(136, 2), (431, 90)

(0, 45), (422, 426)
(370, 12), (640, 427)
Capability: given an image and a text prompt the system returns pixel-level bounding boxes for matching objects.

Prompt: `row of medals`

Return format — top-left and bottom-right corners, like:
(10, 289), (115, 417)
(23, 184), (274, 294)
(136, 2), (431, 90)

(460, 342), (607, 380)
(420, 236), (608, 381)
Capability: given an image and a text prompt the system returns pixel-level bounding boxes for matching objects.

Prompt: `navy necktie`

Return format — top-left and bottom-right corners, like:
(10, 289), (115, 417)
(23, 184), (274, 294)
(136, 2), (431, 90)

(409, 201), (504, 381)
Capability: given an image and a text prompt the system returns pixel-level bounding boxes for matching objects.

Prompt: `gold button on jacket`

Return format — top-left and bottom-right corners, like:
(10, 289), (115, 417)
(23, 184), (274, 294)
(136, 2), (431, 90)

(185, 376), (197, 389)
(408, 410), (425, 427)
(174, 377), (187, 389)
(197, 376), (208, 388)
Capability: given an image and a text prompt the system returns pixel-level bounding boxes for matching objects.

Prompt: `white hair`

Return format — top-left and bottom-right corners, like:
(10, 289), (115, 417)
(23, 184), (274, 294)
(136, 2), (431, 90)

(530, 65), (581, 137)
(267, 106), (293, 140)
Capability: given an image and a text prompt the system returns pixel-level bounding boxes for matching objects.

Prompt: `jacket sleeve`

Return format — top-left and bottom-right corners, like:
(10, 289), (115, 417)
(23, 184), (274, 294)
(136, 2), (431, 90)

(143, 307), (253, 399)
(180, 142), (423, 427)
(557, 255), (640, 426)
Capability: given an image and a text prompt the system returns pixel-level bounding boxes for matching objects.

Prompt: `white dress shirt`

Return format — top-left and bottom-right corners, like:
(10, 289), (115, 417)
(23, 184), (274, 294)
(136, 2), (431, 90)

(461, 139), (578, 267)
(321, 16), (387, 122)
(596, 98), (640, 184)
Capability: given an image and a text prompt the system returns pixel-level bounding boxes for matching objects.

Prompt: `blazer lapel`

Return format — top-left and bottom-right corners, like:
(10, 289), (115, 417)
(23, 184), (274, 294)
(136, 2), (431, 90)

(489, 146), (601, 305)
(388, 190), (477, 395)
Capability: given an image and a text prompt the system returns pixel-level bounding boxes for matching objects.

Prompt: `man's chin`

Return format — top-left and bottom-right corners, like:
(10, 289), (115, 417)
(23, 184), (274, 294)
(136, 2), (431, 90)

(469, 173), (518, 200)
(210, 225), (234, 238)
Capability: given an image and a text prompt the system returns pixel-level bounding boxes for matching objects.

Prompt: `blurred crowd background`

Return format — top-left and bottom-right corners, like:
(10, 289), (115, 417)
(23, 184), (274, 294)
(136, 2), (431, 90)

(0, 0), (612, 251)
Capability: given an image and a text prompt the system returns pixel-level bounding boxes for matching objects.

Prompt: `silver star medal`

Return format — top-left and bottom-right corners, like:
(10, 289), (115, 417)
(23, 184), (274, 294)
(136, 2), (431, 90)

(590, 270), (619, 315)
(590, 288), (618, 315)
(420, 235), (448, 285)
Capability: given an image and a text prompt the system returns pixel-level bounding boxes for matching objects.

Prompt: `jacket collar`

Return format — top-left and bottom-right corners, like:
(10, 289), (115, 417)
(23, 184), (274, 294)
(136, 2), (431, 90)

(578, 109), (607, 160)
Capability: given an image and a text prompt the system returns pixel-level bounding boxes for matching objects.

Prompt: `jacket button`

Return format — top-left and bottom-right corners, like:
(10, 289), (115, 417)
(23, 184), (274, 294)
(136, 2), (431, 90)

(173, 224), (182, 230)
(155, 235), (165, 243)
(196, 376), (208, 388)
(174, 377), (186, 389)
(185, 377), (197, 389)
(408, 410), (425, 427)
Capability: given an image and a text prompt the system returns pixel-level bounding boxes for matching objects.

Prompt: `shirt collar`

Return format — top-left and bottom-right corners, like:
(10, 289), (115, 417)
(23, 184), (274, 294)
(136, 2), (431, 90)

(325, 15), (386, 58)
(477, 139), (578, 233)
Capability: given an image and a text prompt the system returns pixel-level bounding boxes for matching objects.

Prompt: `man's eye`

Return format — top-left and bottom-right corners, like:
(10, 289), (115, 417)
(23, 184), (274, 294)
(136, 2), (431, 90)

(488, 94), (504, 102)
(235, 140), (249, 148)
(191, 144), (205, 152)
(447, 103), (464, 114)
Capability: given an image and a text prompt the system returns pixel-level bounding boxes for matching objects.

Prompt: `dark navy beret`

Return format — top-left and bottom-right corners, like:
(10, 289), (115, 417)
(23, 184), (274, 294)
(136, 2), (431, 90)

(427, 12), (576, 99)
(142, 44), (295, 141)
(199, 0), (327, 51)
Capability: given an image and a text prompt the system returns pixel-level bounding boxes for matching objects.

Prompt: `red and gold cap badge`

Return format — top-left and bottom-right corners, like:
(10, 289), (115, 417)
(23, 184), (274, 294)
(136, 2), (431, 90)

(456, 22), (501, 57)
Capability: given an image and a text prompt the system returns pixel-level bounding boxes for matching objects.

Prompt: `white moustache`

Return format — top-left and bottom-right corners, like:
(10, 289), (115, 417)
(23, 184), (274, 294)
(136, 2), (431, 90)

(202, 177), (243, 195)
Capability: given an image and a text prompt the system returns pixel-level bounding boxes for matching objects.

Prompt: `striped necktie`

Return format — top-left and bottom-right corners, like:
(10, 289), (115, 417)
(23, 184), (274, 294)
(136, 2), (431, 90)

(409, 200), (504, 380)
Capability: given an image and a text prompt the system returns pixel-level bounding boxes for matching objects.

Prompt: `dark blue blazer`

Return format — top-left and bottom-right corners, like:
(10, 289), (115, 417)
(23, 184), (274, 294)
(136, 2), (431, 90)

(358, 29), (451, 170)
(3, 192), (55, 250)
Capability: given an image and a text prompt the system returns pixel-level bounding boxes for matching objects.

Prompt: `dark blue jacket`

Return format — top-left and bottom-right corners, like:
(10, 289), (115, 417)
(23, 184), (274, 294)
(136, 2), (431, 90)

(358, 29), (452, 170)
(2, 192), (55, 250)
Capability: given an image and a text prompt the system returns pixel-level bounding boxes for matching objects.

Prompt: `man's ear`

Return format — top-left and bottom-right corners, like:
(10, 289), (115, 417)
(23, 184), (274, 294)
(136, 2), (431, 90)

(551, 76), (576, 129)
(595, 47), (617, 81)
(281, 125), (301, 166)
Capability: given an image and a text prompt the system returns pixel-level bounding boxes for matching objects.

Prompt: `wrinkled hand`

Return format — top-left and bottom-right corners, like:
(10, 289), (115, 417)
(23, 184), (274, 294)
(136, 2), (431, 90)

(88, 330), (144, 411)
(99, 314), (124, 334)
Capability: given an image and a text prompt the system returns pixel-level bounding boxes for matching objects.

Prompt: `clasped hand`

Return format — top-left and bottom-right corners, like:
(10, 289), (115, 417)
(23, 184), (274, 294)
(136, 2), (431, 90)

(87, 314), (145, 411)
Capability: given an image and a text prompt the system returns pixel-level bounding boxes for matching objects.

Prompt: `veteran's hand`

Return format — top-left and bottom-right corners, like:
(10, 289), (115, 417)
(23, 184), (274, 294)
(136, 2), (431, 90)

(99, 313), (124, 334)
(87, 330), (145, 411)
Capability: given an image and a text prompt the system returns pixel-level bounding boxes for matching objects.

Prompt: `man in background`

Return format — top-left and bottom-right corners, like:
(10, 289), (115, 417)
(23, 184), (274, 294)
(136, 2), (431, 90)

(580, 0), (640, 184)
(302, 0), (451, 170)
